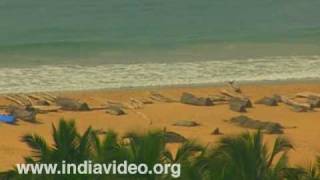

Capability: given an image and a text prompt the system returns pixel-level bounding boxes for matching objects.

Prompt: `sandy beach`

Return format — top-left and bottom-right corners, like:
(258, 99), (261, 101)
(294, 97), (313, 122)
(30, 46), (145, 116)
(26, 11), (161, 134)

(0, 82), (320, 171)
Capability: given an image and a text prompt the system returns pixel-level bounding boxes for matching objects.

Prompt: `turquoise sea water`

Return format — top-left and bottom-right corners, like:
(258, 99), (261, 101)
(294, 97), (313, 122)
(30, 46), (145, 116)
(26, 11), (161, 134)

(0, 0), (320, 92)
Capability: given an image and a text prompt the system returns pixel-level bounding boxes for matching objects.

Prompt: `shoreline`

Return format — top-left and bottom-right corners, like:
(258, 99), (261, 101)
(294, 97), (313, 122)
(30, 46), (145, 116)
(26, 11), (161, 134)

(1, 78), (319, 95)
(1, 55), (320, 94)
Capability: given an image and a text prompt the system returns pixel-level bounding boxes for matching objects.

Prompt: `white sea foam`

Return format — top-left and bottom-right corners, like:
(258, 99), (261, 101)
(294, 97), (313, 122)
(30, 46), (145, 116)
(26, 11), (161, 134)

(0, 56), (320, 93)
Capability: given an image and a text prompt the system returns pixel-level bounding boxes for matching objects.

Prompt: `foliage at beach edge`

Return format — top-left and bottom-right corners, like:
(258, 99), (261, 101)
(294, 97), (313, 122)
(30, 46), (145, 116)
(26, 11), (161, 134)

(1, 119), (319, 180)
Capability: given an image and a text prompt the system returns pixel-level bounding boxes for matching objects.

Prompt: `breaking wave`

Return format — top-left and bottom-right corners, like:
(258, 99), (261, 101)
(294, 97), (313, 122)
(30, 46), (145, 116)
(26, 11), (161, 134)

(0, 56), (320, 93)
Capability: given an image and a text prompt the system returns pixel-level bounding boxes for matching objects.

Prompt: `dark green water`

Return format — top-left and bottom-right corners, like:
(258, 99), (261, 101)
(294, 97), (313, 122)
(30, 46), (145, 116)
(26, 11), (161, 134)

(1, 0), (320, 66)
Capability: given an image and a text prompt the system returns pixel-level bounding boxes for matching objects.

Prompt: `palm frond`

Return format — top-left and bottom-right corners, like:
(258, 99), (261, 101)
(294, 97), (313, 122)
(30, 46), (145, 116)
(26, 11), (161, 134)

(268, 136), (293, 168)
(21, 134), (50, 162)
(127, 131), (166, 165)
(77, 126), (95, 162)
(174, 141), (205, 163)
(51, 119), (80, 162)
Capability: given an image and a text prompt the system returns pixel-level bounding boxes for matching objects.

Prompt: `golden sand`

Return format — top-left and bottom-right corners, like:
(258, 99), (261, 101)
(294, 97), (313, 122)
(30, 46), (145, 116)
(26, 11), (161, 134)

(0, 82), (320, 171)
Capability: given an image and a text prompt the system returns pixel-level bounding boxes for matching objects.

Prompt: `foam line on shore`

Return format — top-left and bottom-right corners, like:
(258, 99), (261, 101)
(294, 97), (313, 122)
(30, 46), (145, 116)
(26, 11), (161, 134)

(0, 56), (320, 93)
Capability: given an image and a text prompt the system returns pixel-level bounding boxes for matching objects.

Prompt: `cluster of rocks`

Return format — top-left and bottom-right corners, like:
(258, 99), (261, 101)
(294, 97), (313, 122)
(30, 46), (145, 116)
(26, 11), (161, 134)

(48, 97), (129, 116)
(255, 93), (320, 113)
(2, 95), (100, 124)
(180, 91), (254, 113)
(179, 82), (256, 113)
(3, 93), (163, 124)
(178, 82), (318, 115)
(179, 83), (320, 115)
(6, 105), (37, 123)
(294, 93), (320, 112)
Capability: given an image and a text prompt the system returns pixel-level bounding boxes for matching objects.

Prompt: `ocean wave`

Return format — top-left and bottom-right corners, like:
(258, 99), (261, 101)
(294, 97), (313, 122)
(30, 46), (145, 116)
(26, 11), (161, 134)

(0, 56), (320, 93)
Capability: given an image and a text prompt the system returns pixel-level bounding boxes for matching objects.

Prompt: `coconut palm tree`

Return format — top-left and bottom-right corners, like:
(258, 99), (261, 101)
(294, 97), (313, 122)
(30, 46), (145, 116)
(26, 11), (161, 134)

(93, 130), (205, 180)
(23, 119), (95, 163)
(3, 119), (204, 180)
(197, 130), (295, 180)
(5, 119), (96, 180)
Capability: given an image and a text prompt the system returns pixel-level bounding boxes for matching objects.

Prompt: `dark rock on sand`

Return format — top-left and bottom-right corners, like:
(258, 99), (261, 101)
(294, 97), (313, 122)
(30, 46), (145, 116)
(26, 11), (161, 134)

(173, 120), (199, 127)
(291, 105), (310, 112)
(230, 115), (284, 134)
(211, 128), (223, 135)
(264, 124), (284, 134)
(230, 97), (252, 107)
(229, 99), (247, 112)
(308, 97), (320, 108)
(6, 105), (37, 122)
(56, 97), (90, 111)
(164, 131), (187, 143)
(180, 92), (213, 106)
(255, 97), (278, 106)
(150, 92), (176, 103)
(272, 94), (282, 103)
(240, 98), (253, 108)
(106, 106), (126, 116)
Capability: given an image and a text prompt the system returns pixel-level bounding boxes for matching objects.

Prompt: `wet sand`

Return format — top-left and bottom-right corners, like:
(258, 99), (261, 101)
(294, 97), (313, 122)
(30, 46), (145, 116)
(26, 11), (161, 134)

(0, 82), (320, 171)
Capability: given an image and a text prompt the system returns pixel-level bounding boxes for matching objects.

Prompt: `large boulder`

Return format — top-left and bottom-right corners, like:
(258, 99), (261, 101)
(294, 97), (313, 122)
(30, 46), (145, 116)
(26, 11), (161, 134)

(255, 97), (278, 106)
(180, 93), (213, 106)
(106, 106), (126, 116)
(6, 105), (37, 122)
(56, 97), (90, 111)
(173, 120), (199, 127)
